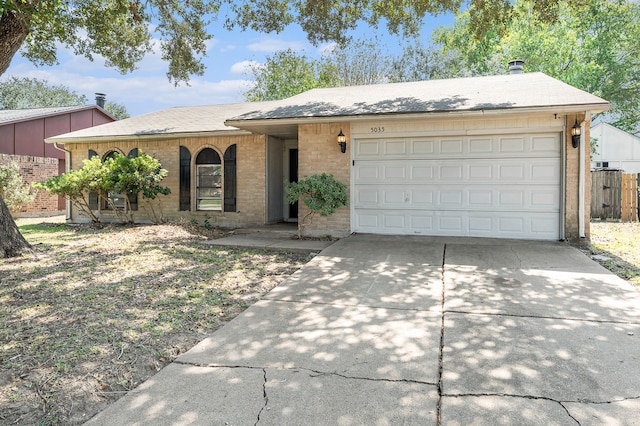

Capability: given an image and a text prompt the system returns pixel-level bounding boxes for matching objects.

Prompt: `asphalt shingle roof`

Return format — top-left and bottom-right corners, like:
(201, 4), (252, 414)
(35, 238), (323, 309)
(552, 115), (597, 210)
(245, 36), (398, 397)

(47, 72), (609, 142)
(0, 106), (90, 124)
(226, 73), (609, 122)
(47, 102), (281, 142)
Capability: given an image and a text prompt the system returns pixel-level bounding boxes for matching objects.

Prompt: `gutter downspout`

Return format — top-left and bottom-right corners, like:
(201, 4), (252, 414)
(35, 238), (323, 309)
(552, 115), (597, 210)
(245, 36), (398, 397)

(578, 112), (590, 238)
(53, 142), (71, 221)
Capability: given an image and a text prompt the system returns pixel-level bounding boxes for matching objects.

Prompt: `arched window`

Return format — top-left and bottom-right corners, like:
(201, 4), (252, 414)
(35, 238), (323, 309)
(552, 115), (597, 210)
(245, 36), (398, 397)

(179, 146), (191, 211)
(195, 148), (222, 211)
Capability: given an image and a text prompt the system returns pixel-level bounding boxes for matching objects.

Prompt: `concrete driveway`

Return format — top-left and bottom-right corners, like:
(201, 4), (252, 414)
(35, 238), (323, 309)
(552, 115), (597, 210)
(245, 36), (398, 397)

(86, 234), (640, 425)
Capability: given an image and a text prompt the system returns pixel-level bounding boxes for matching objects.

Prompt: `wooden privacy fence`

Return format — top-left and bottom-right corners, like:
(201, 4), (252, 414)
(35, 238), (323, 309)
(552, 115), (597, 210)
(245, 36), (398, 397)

(591, 170), (639, 221)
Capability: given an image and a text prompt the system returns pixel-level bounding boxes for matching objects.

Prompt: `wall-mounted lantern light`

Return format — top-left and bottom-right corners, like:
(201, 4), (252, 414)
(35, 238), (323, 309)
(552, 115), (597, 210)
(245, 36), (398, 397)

(571, 121), (581, 149)
(337, 129), (347, 153)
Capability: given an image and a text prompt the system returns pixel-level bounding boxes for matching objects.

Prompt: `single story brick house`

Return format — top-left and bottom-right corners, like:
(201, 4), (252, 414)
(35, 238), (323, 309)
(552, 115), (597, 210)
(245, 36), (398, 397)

(47, 71), (609, 241)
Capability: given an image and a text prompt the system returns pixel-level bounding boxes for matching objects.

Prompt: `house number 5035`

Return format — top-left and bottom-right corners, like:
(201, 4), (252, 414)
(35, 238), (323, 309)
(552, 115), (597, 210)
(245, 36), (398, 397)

(370, 126), (385, 133)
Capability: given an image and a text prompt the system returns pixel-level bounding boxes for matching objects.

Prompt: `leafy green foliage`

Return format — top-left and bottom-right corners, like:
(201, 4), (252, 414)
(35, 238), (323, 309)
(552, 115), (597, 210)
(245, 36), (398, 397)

(35, 152), (170, 224)
(432, 0), (640, 131)
(244, 39), (393, 101)
(0, 77), (130, 118)
(104, 102), (130, 120)
(244, 49), (330, 101)
(1, 0), (576, 84)
(0, 77), (87, 109)
(319, 37), (392, 87)
(0, 161), (35, 213)
(285, 173), (348, 238)
(34, 157), (104, 222)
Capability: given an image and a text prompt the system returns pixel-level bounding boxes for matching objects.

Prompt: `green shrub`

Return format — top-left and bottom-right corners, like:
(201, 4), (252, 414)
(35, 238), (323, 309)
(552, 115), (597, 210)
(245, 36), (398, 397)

(0, 161), (36, 213)
(285, 173), (348, 239)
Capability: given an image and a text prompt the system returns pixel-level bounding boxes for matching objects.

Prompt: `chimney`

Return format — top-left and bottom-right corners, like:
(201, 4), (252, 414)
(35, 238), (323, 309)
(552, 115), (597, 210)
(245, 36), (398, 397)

(508, 60), (524, 75)
(95, 93), (106, 108)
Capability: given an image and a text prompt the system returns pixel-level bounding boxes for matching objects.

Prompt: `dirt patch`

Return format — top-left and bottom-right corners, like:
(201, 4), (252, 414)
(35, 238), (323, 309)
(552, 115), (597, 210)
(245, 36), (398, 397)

(1, 220), (311, 425)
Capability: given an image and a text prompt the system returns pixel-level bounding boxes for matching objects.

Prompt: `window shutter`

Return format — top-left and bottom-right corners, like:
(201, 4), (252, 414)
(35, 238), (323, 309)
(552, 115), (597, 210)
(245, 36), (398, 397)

(127, 148), (138, 211)
(224, 145), (237, 212)
(179, 146), (191, 211)
(88, 150), (98, 210)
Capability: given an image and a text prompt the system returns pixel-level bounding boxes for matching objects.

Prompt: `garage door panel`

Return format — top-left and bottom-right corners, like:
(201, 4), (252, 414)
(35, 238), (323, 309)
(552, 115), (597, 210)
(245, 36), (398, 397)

(468, 138), (494, 153)
(356, 159), (559, 185)
(441, 139), (464, 154)
(411, 165), (435, 179)
(354, 209), (560, 239)
(353, 133), (561, 240)
(355, 185), (559, 212)
(531, 135), (561, 153)
(499, 136), (526, 153)
(385, 140), (407, 155)
(411, 139), (435, 155)
(383, 165), (406, 180)
(356, 134), (560, 160)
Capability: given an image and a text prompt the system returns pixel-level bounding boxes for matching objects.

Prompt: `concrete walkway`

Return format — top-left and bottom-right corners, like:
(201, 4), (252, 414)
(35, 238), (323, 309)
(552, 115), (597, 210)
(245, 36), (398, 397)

(86, 234), (640, 425)
(205, 224), (335, 253)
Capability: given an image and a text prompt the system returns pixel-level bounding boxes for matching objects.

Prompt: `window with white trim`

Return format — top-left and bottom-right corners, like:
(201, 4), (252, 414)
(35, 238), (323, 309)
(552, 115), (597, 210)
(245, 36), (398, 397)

(195, 148), (222, 211)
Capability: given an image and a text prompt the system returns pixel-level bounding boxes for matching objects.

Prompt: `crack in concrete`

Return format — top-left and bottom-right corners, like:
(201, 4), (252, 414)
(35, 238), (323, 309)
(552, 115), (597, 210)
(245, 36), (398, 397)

(558, 402), (582, 425)
(444, 391), (640, 424)
(173, 360), (438, 386)
(265, 296), (427, 312)
(436, 244), (447, 425)
(445, 309), (640, 325)
(508, 245), (523, 268)
(444, 393), (581, 425)
(173, 360), (265, 369)
(444, 391), (640, 405)
(305, 368), (438, 386)
(254, 368), (268, 426)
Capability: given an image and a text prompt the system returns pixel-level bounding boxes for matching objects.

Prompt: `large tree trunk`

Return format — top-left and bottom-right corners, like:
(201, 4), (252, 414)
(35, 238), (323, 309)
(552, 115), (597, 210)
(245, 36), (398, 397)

(0, 195), (31, 258)
(0, 8), (30, 76)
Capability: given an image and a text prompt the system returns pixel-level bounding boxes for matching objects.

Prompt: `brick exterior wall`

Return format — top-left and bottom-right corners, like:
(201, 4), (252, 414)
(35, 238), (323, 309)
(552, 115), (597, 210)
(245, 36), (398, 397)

(66, 134), (267, 227)
(564, 113), (591, 242)
(62, 114), (592, 240)
(298, 123), (351, 237)
(1, 153), (62, 216)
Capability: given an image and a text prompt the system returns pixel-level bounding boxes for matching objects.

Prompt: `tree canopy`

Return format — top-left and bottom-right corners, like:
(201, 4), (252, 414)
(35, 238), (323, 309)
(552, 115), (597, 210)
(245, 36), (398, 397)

(245, 0), (639, 132)
(433, 0), (640, 131)
(0, 0), (577, 84)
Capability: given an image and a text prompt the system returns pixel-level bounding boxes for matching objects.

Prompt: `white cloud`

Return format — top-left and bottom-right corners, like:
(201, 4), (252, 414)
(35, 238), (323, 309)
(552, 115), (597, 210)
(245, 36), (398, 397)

(230, 60), (260, 75)
(247, 37), (306, 53)
(318, 42), (338, 55)
(3, 59), (249, 116)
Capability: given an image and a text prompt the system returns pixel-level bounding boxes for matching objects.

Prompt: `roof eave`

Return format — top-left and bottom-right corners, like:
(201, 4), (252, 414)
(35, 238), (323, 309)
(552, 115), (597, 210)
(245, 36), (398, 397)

(45, 129), (254, 144)
(0, 105), (115, 126)
(225, 102), (612, 130)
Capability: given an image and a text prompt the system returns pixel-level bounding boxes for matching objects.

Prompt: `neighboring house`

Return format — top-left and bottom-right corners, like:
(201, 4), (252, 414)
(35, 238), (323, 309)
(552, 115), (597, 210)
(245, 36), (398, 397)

(590, 122), (640, 173)
(47, 72), (609, 242)
(0, 105), (116, 215)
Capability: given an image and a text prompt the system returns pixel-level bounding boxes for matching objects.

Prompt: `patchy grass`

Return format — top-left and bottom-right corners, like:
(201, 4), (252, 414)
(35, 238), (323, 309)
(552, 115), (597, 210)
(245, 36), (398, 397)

(1, 220), (311, 425)
(588, 221), (640, 286)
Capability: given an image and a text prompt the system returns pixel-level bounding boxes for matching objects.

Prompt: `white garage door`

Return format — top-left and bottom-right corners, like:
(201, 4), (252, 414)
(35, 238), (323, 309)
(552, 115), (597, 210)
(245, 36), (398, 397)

(352, 133), (561, 240)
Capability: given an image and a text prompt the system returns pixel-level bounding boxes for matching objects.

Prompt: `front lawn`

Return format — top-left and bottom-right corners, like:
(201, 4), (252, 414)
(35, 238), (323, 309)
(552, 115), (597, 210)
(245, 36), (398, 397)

(588, 221), (640, 286)
(0, 221), (310, 425)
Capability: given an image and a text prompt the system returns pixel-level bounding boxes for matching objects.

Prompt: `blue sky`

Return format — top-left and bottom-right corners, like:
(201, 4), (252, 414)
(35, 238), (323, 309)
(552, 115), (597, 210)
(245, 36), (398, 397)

(2, 12), (453, 117)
